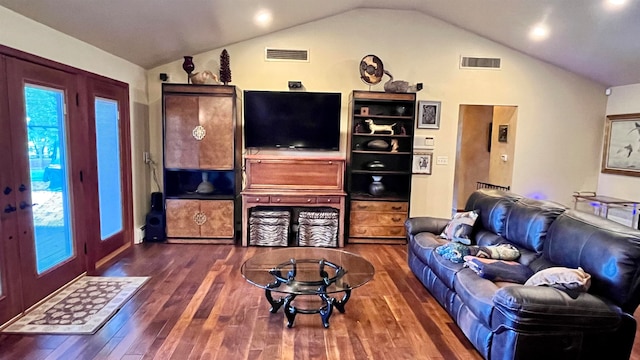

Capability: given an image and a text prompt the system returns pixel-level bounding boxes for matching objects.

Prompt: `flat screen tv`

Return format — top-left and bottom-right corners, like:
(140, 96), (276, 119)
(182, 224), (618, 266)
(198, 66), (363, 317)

(243, 90), (341, 150)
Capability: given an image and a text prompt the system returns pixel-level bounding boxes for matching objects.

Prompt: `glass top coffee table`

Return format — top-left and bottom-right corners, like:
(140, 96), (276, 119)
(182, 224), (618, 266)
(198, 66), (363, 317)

(241, 247), (375, 328)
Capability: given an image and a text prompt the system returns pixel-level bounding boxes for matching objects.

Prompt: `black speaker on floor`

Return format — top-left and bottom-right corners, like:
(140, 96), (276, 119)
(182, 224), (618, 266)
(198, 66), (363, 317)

(145, 211), (166, 242)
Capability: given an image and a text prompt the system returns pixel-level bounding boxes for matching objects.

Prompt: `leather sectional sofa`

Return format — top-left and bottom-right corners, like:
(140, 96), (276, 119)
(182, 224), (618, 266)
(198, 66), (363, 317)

(405, 189), (640, 359)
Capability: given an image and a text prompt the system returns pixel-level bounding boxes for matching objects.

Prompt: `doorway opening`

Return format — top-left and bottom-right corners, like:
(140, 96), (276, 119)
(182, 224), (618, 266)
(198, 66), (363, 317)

(452, 105), (518, 212)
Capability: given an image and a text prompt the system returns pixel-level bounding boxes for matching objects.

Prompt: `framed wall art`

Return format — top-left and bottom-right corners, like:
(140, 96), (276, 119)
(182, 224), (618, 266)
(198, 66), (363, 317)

(417, 100), (441, 129)
(601, 113), (640, 177)
(413, 151), (433, 174)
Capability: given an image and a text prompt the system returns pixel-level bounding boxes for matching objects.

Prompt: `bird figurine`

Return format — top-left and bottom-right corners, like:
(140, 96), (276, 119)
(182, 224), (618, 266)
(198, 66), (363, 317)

(383, 70), (423, 93)
(189, 70), (219, 85)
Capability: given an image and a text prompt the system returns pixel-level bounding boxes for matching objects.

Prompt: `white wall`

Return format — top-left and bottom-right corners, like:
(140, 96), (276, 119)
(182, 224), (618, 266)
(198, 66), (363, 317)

(598, 83), (640, 200)
(0, 6), (150, 240)
(148, 8), (607, 218)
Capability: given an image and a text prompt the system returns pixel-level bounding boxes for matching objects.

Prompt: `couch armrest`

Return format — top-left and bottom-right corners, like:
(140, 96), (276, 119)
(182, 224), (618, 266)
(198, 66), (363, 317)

(492, 286), (622, 332)
(404, 217), (450, 236)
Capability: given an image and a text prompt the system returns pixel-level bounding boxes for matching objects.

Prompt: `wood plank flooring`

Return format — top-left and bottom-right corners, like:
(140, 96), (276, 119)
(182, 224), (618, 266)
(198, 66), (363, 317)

(0, 243), (638, 360)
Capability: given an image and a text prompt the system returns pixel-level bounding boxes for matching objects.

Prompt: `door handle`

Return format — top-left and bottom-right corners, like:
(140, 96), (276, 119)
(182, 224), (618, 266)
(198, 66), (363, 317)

(19, 201), (38, 210)
(4, 204), (17, 213)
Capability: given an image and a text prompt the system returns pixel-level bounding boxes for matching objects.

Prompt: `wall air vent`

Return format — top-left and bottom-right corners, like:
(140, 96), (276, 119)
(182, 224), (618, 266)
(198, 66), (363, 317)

(460, 56), (502, 69)
(265, 48), (309, 62)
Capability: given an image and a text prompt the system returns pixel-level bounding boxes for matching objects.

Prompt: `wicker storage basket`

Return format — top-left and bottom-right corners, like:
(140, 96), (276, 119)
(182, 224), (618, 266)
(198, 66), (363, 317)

(298, 211), (339, 247)
(249, 210), (290, 246)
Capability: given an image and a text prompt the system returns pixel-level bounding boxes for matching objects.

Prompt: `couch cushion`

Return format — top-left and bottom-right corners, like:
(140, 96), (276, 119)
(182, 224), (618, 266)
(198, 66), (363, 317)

(465, 189), (521, 236)
(428, 251), (465, 289)
(543, 210), (640, 312)
(408, 231), (445, 266)
(493, 285), (621, 331)
(503, 198), (566, 252)
(454, 269), (501, 327)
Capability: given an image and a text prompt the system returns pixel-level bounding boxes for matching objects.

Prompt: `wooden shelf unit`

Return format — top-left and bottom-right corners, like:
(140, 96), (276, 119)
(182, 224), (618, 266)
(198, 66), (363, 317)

(346, 91), (417, 244)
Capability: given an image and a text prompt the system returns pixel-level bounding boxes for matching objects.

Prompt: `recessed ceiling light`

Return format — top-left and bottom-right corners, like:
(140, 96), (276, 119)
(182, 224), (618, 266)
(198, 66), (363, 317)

(604, 0), (627, 10)
(254, 10), (272, 27)
(529, 24), (550, 41)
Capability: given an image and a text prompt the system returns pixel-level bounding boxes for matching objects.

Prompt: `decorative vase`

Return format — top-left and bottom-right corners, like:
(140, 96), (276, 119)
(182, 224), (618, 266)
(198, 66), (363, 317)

(182, 56), (195, 83)
(196, 172), (214, 194)
(365, 160), (386, 170)
(369, 176), (385, 196)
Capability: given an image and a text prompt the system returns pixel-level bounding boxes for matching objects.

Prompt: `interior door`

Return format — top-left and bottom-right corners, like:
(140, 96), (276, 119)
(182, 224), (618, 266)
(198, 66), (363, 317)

(86, 78), (132, 262)
(5, 57), (86, 310)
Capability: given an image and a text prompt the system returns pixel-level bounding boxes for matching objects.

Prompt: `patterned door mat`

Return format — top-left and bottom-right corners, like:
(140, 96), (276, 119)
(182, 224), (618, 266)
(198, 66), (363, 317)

(2, 276), (148, 334)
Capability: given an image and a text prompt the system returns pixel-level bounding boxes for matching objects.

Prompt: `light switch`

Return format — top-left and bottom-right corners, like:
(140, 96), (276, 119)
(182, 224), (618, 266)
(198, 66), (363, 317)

(501, 154), (508, 162)
(424, 136), (435, 147)
(436, 156), (448, 165)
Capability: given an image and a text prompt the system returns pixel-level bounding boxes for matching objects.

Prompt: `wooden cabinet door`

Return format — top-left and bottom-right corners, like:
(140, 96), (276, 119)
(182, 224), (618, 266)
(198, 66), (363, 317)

(164, 95), (199, 169)
(200, 200), (234, 238)
(199, 96), (234, 170)
(166, 199), (201, 237)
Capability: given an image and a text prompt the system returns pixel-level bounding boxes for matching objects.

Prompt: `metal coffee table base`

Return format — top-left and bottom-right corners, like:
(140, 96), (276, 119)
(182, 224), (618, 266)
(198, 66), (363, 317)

(265, 287), (351, 328)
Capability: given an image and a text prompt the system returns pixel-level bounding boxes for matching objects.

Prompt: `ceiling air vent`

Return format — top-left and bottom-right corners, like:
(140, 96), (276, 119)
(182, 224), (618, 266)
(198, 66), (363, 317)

(460, 56), (502, 69)
(265, 48), (309, 62)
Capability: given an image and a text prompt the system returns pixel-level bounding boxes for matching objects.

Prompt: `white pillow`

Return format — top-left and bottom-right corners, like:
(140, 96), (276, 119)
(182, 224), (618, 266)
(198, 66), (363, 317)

(524, 266), (591, 292)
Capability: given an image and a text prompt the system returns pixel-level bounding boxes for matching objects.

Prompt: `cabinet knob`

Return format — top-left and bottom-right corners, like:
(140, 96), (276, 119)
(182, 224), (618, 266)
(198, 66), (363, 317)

(4, 204), (17, 213)
(192, 125), (206, 140)
(392, 206), (402, 211)
(275, 198), (281, 203)
(193, 212), (207, 226)
(255, 198), (260, 202)
(392, 217), (402, 222)
(307, 198), (312, 203)
(3, 187), (11, 195)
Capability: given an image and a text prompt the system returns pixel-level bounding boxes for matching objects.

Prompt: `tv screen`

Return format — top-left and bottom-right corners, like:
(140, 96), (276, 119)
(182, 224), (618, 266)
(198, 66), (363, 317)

(243, 91), (341, 150)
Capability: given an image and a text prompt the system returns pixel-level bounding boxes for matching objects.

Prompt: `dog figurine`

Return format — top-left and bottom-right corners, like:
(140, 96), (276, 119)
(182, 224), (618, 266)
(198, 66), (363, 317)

(365, 119), (396, 135)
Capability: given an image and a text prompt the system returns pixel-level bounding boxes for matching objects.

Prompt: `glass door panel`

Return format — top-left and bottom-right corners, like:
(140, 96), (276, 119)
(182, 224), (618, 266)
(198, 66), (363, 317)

(24, 85), (74, 274)
(95, 97), (123, 240)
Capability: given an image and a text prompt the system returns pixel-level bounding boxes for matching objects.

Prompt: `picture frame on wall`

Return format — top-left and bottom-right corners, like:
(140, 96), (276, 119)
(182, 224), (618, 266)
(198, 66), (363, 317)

(417, 100), (441, 129)
(413, 151), (433, 174)
(601, 113), (640, 177)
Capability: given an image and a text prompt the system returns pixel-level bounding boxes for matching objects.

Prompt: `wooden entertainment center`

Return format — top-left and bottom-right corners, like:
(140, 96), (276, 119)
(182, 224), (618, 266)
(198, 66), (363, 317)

(241, 155), (346, 247)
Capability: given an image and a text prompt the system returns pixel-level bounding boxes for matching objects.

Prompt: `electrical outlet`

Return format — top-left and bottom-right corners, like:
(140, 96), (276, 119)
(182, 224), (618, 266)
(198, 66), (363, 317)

(436, 156), (448, 165)
(143, 151), (151, 164)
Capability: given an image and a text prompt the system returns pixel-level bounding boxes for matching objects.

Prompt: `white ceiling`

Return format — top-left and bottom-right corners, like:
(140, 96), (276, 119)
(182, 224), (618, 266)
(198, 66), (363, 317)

(1, 0), (639, 87)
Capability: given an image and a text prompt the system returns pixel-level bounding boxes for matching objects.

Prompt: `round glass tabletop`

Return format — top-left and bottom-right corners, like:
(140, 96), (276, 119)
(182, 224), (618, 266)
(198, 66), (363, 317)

(241, 247), (375, 295)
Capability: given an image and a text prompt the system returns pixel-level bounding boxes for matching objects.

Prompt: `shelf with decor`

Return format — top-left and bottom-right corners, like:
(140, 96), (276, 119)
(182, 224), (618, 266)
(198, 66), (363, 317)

(346, 90), (416, 244)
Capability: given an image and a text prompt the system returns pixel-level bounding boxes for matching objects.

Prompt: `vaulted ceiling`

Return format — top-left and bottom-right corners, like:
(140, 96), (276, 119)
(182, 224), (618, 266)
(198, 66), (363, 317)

(1, 0), (638, 87)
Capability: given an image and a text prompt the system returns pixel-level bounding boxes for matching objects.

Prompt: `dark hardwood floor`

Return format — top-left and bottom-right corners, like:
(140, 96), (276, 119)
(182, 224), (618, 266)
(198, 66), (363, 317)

(1, 243), (639, 360)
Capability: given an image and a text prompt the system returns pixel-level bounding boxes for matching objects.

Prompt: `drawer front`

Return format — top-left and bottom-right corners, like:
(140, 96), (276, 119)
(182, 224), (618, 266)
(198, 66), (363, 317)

(317, 196), (342, 204)
(350, 211), (407, 226)
(271, 196), (317, 204)
(349, 225), (406, 238)
(350, 200), (408, 212)
(245, 195), (270, 204)
(246, 158), (344, 191)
